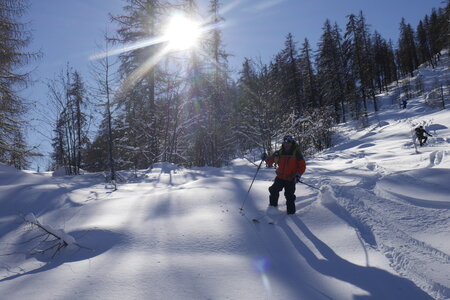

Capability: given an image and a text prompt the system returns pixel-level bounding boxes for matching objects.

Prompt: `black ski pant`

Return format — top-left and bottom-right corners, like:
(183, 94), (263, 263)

(417, 135), (427, 146)
(269, 177), (296, 214)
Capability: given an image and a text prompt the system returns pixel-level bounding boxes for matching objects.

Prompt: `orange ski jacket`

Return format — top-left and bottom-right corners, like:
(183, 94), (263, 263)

(266, 145), (306, 181)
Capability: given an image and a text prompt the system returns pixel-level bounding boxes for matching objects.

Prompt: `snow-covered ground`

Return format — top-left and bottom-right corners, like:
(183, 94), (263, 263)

(1, 55), (449, 299)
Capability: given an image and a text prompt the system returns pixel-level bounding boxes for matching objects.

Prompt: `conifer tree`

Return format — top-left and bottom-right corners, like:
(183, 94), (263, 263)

(316, 20), (347, 123)
(398, 18), (419, 77)
(186, 0), (232, 167)
(300, 38), (318, 108)
(236, 58), (281, 154)
(372, 31), (386, 92)
(0, 0), (40, 168)
(445, 2), (450, 51)
(372, 31), (397, 92)
(428, 8), (443, 59)
(344, 12), (374, 119)
(111, 0), (162, 169)
(275, 33), (304, 115)
(207, 0), (230, 166)
(416, 20), (434, 67)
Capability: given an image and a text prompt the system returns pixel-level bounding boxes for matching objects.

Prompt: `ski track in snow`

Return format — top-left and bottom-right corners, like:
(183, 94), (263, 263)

(310, 85), (450, 298)
(321, 182), (450, 299)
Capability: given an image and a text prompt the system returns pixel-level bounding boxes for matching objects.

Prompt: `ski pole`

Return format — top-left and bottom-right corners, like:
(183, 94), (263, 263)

(240, 159), (264, 211)
(298, 180), (320, 190)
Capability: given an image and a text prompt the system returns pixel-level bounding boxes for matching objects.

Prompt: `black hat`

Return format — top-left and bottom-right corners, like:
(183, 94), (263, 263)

(283, 135), (295, 143)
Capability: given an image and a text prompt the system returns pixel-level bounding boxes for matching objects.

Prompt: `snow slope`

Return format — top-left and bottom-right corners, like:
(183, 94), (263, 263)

(0, 56), (449, 299)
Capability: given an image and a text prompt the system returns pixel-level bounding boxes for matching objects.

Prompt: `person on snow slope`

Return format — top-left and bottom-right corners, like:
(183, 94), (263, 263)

(261, 135), (306, 215)
(415, 126), (432, 146)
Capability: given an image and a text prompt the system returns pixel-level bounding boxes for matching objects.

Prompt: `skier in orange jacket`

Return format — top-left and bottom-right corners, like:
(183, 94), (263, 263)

(261, 135), (306, 214)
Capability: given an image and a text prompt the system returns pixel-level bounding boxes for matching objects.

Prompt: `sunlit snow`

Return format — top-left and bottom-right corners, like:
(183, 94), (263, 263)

(0, 53), (449, 299)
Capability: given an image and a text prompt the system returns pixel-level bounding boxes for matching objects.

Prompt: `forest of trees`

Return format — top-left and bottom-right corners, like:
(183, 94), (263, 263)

(1, 0), (449, 175)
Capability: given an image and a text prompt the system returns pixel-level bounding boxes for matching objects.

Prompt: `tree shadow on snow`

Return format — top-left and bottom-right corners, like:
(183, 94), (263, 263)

(0, 229), (125, 282)
(277, 217), (433, 300)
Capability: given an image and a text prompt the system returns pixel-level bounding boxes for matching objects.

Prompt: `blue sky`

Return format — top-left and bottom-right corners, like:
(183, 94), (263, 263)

(222, 0), (444, 70)
(23, 0), (443, 169)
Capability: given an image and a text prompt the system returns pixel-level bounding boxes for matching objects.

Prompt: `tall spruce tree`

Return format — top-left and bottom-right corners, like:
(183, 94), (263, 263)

(445, 2), (450, 51)
(272, 33), (304, 116)
(186, 0), (232, 167)
(372, 31), (397, 92)
(111, 0), (162, 169)
(344, 12), (374, 119)
(416, 20), (434, 67)
(207, 0), (229, 166)
(316, 20), (347, 123)
(428, 8), (443, 59)
(398, 18), (419, 77)
(300, 38), (318, 108)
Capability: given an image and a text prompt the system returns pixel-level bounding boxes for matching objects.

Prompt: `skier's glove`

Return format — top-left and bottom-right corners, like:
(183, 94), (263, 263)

(295, 174), (302, 183)
(260, 152), (268, 161)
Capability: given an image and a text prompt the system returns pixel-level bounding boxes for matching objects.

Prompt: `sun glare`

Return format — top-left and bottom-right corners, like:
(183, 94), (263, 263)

(164, 14), (202, 51)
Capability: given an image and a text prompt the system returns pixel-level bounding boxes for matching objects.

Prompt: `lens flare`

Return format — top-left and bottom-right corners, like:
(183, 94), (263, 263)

(164, 14), (202, 51)
(253, 256), (272, 295)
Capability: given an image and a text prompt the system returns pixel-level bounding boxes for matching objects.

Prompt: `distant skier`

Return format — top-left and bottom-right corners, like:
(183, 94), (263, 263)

(402, 99), (407, 109)
(415, 126), (432, 146)
(260, 135), (306, 215)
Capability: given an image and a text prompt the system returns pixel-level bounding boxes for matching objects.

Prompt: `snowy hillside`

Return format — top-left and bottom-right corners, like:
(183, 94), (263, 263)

(0, 55), (449, 299)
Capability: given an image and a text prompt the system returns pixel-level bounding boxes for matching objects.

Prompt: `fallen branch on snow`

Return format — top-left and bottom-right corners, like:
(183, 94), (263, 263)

(21, 213), (91, 258)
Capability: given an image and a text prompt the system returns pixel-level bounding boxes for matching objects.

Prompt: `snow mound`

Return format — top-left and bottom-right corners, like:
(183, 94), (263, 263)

(318, 185), (336, 205)
(151, 162), (180, 173)
(375, 167), (450, 207)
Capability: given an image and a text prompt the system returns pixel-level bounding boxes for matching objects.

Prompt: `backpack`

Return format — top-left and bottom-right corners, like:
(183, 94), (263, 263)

(415, 127), (424, 136)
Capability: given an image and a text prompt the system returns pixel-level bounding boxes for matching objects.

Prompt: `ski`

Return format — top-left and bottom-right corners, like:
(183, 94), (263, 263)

(252, 216), (280, 225)
(252, 206), (290, 225)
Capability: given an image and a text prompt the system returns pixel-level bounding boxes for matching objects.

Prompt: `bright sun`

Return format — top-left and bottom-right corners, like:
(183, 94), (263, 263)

(164, 14), (202, 51)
